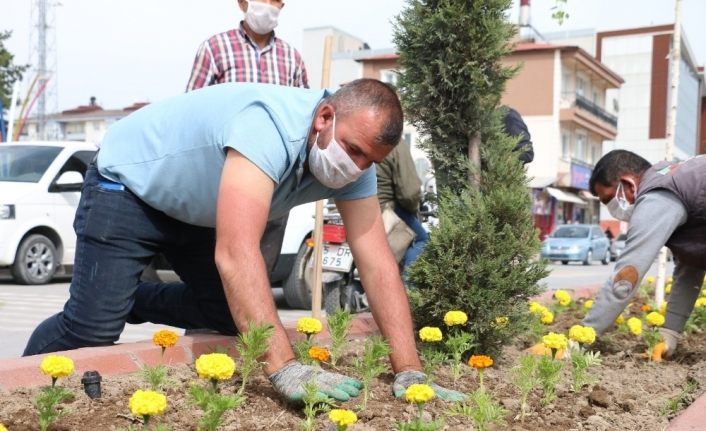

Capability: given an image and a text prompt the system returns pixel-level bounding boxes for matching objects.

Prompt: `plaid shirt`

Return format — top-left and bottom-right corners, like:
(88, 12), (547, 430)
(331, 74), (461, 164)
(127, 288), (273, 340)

(186, 23), (308, 91)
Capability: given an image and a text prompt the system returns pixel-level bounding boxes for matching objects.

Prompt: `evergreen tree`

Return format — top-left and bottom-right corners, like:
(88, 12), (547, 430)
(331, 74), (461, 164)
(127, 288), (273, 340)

(0, 31), (29, 108)
(394, 0), (548, 356)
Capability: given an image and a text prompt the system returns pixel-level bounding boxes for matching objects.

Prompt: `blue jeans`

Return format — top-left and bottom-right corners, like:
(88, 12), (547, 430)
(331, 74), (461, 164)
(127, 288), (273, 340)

(23, 165), (236, 356)
(393, 207), (429, 268)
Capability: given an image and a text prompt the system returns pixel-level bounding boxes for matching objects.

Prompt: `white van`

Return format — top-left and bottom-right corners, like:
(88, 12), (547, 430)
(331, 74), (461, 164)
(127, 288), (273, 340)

(0, 141), (97, 284)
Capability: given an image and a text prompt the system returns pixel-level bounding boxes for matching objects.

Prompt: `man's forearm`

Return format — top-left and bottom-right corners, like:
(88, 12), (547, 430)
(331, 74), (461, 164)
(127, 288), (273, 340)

(664, 263), (705, 332)
(216, 246), (295, 375)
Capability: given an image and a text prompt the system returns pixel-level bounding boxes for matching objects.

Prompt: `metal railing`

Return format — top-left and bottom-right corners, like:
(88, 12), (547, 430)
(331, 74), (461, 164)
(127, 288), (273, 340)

(574, 94), (618, 127)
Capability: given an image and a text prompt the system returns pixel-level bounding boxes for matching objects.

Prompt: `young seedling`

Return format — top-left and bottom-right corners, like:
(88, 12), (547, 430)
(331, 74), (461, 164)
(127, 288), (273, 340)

(139, 330), (180, 391)
(418, 326), (444, 384)
(234, 321), (274, 396)
(661, 378), (700, 418)
(300, 380), (336, 431)
(447, 389), (507, 431)
(294, 317), (323, 365)
(396, 384), (444, 431)
(445, 331), (474, 385)
(190, 353), (244, 431)
(352, 335), (391, 410)
(35, 355), (75, 431)
(644, 312), (665, 360)
(537, 332), (566, 406)
(327, 308), (353, 367)
(509, 354), (539, 422)
(567, 325), (601, 392)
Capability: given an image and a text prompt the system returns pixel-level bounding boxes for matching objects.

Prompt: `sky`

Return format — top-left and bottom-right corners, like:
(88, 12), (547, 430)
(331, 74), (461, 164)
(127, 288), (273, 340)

(2, 0), (705, 112)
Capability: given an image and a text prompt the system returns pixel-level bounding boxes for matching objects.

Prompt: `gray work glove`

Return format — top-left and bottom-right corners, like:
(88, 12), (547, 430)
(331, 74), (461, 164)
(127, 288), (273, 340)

(392, 370), (466, 402)
(657, 328), (682, 359)
(269, 361), (362, 402)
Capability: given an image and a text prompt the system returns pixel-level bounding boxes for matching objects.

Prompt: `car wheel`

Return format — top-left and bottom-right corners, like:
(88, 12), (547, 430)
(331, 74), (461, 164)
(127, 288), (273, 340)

(561, 260), (569, 265)
(11, 234), (58, 285)
(583, 249), (593, 266)
(601, 250), (609, 265)
(283, 241), (314, 309)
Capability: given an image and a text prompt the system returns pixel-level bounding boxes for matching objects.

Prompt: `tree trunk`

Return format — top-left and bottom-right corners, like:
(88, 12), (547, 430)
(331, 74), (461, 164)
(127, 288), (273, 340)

(468, 130), (481, 187)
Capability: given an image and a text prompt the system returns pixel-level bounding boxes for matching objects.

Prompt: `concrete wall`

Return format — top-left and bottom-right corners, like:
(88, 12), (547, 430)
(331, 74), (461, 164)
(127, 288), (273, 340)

(501, 50), (554, 116)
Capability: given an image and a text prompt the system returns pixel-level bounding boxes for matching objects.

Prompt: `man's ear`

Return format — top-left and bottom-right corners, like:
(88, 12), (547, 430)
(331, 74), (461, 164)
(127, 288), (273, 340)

(313, 104), (334, 133)
(237, 0), (247, 13)
(618, 174), (640, 203)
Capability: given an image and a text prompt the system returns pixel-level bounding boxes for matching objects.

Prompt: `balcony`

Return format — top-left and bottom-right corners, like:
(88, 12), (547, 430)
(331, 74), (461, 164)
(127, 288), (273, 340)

(574, 94), (618, 127)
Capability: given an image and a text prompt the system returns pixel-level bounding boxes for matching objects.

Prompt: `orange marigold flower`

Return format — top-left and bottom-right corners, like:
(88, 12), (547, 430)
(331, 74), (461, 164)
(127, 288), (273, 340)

(308, 346), (331, 362)
(152, 329), (179, 349)
(468, 355), (493, 369)
(640, 304), (652, 313)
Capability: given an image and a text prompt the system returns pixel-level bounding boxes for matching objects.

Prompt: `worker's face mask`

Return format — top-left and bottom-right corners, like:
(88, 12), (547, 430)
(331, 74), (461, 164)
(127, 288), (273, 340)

(244, 0), (280, 35)
(606, 180), (634, 221)
(308, 114), (364, 189)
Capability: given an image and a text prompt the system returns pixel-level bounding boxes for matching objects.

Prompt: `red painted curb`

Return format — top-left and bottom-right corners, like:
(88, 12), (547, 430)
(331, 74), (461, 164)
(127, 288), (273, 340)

(0, 314), (379, 392)
(666, 391), (706, 430)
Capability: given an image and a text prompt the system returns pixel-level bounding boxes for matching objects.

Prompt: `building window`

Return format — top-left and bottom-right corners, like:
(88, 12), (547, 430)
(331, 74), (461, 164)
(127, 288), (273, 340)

(380, 70), (398, 86)
(591, 144), (601, 165)
(574, 134), (586, 161)
(576, 77), (586, 97)
(561, 132), (570, 160)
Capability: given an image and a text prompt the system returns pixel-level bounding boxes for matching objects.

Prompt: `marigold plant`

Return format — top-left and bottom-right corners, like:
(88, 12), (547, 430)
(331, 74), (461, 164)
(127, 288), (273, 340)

(405, 383), (435, 404)
(696, 297), (706, 308)
(0, 423), (6, 431)
(659, 302), (668, 316)
(540, 310), (554, 325)
(419, 326), (443, 342)
(645, 275), (656, 284)
(329, 409), (357, 430)
(40, 355), (74, 386)
(444, 310), (468, 326)
(129, 389), (167, 426)
(195, 353), (236, 385)
(568, 325), (596, 346)
(153, 329), (178, 349)
(492, 316), (509, 329)
(627, 317), (642, 336)
(296, 317), (323, 335)
(528, 301), (545, 315)
(615, 314), (625, 325)
(553, 290), (571, 307)
(308, 346), (330, 363)
(469, 355), (493, 391)
(646, 311), (665, 327)
(542, 332), (567, 357)
(583, 299), (594, 310)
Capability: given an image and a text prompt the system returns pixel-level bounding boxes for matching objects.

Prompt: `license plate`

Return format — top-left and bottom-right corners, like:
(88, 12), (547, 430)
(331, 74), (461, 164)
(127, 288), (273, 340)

(321, 243), (353, 271)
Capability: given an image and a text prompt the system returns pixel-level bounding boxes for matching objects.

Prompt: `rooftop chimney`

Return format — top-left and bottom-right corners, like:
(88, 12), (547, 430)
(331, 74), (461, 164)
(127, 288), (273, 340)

(519, 0), (531, 27)
(89, 96), (96, 106)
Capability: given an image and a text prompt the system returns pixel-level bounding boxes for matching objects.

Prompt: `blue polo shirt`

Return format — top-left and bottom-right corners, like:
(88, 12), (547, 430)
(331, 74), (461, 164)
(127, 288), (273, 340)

(96, 83), (377, 227)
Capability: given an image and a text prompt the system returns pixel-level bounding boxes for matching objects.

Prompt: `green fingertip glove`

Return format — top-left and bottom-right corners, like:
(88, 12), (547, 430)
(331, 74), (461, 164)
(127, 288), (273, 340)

(269, 361), (362, 402)
(392, 370), (466, 402)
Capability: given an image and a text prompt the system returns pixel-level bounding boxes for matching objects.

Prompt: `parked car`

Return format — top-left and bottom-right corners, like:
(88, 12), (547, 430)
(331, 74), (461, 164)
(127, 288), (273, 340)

(610, 233), (627, 261)
(541, 224), (610, 265)
(0, 141), (97, 284)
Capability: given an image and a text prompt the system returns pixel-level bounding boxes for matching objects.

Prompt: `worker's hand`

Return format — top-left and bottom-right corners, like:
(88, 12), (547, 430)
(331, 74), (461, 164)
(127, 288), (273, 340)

(268, 361), (362, 402)
(392, 370), (466, 402)
(653, 328), (681, 361)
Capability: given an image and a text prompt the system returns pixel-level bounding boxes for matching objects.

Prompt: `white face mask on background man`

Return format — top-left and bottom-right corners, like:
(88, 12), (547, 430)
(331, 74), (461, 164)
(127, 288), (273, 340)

(244, 0), (280, 35)
(308, 114), (364, 189)
(606, 181), (634, 221)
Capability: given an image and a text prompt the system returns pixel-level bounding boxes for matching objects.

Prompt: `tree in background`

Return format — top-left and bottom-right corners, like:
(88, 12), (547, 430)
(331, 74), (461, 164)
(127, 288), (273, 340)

(0, 31), (28, 109)
(393, 0), (548, 356)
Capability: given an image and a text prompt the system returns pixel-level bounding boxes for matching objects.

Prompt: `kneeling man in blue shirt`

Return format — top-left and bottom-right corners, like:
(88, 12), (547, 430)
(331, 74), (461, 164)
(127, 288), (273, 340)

(24, 79), (463, 403)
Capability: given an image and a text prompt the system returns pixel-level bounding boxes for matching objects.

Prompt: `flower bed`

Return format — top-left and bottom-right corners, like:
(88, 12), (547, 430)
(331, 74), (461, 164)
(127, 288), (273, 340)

(2, 288), (706, 430)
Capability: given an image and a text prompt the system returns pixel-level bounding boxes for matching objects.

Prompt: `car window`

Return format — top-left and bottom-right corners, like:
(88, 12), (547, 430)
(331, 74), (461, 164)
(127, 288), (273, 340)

(617, 234), (628, 241)
(0, 146), (63, 183)
(57, 150), (96, 178)
(552, 226), (589, 238)
(591, 228), (604, 238)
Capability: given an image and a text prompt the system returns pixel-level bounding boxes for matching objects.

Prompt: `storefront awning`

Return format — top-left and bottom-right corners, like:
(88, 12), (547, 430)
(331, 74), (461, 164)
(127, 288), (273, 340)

(546, 187), (586, 205)
(579, 190), (599, 201)
(528, 176), (556, 188)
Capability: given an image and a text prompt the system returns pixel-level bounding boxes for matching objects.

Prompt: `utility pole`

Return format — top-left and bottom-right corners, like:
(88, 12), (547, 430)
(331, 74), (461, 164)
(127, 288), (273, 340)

(29, 0), (58, 139)
(655, 0), (682, 307)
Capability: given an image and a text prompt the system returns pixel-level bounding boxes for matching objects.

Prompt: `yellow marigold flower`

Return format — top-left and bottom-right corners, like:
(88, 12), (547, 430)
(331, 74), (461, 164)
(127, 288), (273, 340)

(695, 297), (706, 308)
(645, 311), (665, 327)
(152, 329), (178, 349)
(701, 288), (706, 297)
(195, 353), (235, 381)
(443, 310), (468, 326)
(419, 326), (443, 342)
(308, 346), (330, 362)
(128, 389), (167, 417)
(583, 299), (594, 310)
(554, 290), (572, 306)
(40, 355), (74, 379)
(645, 275), (655, 284)
(540, 310), (554, 325)
(329, 409), (358, 427)
(659, 302), (668, 316)
(667, 277), (673, 284)
(542, 332), (568, 351)
(627, 317), (642, 336)
(296, 317), (323, 335)
(468, 355), (493, 369)
(405, 383), (435, 404)
(0, 423), (7, 431)
(615, 314), (625, 325)
(493, 316), (509, 328)
(640, 304), (652, 313)
(528, 301), (545, 315)
(665, 283), (672, 295)
(568, 325), (596, 345)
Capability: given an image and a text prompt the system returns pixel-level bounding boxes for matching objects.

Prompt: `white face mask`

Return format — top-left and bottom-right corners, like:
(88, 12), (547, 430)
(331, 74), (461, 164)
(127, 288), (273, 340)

(606, 181), (634, 221)
(244, 0), (280, 35)
(308, 114), (364, 189)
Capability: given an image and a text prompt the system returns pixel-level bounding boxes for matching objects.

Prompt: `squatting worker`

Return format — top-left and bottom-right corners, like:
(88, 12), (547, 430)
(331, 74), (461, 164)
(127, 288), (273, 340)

(23, 79), (464, 403)
(583, 150), (706, 359)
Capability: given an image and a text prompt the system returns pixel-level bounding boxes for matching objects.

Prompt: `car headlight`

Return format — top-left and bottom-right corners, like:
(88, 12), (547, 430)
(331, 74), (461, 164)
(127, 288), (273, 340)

(0, 204), (15, 219)
(568, 245), (581, 253)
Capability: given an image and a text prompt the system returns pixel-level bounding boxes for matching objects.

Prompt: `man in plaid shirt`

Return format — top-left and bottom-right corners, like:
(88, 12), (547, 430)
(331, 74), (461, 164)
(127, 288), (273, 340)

(186, 0), (309, 277)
